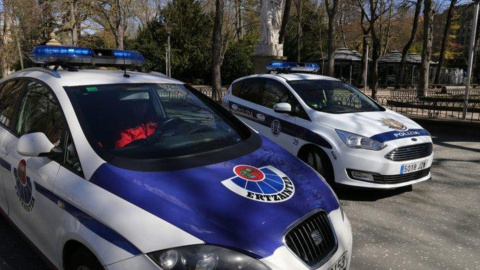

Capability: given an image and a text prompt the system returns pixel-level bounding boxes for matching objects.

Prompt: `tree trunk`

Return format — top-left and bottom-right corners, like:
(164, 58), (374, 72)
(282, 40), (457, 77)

(70, 0), (79, 46)
(370, 31), (380, 100)
(211, 0), (225, 102)
(360, 35), (369, 85)
(434, 0), (457, 84)
(296, 0), (303, 62)
(325, 0), (338, 77)
(418, 0), (434, 97)
(235, 0), (243, 39)
(2, 0), (10, 78)
(396, 0), (423, 89)
(279, 0), (291, 44)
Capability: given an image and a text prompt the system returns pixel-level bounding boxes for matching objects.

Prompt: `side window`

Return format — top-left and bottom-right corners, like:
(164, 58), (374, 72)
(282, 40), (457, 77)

(17, 81), (65, 145)
(235, 79), (263, 104)
(231, 80), (244, 96)
(262, 80), (292, 108)
(0, 80), (26, 128)
(63, 132), (83, 174)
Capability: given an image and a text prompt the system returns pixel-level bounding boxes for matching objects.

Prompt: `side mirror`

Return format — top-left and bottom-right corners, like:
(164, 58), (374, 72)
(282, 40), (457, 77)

(17, 132), (58, 157)
(273, 102), (292, 114)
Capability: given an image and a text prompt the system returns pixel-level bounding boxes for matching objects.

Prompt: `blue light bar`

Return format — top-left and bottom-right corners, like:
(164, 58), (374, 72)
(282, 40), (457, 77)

(30, 45), (145, 67)
(267, 61), (320, 73)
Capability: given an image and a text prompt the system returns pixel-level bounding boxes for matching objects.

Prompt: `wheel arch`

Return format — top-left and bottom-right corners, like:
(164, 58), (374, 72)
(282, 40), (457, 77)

(62, 240), (100, 270)
(297, 143), (335, 184)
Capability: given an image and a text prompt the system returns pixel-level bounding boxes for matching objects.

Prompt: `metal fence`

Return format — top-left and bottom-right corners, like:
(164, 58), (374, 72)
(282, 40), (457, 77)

(378, 87), (480, 121)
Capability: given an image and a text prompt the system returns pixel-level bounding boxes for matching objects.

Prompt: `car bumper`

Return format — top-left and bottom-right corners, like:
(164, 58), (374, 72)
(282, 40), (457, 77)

(332, 139), (434, 189)
(106, 208), (353, 270)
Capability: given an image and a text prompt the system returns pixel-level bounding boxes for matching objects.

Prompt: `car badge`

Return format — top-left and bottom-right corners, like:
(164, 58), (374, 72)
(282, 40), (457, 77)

(221, 165), (295, 203)
(310, 230), (324, 246)
(379, 118), (407, 131)
(271, 119), (281, 136)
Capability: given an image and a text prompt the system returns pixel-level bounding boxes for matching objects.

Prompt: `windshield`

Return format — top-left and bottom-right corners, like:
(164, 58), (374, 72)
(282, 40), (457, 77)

(288, 80), (384, 114)
(66, 83), (249, 160)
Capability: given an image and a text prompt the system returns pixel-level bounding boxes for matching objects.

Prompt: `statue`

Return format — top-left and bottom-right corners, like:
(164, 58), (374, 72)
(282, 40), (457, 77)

(260, 0), (284, 45)
(256, 0), (285, 56)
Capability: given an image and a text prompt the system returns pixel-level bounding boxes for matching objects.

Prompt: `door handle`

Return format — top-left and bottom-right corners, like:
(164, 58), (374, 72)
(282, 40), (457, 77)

(0, 147), (8, 156)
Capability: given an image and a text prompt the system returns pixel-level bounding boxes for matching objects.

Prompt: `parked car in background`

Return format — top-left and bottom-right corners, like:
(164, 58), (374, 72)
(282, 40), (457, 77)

(223, 62), (434, 189)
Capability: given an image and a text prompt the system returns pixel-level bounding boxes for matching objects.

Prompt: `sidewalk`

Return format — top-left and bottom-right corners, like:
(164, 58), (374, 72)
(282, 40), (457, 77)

(408, 115), (480, 137)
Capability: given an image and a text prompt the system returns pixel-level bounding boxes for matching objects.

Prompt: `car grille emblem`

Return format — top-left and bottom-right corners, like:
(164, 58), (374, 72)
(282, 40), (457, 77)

(310, 230), (323, 246)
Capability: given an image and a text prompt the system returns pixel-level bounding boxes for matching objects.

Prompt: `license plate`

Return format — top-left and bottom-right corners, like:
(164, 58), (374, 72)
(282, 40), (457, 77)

(328, 251), (348, 270)
(400, 160), (427, 174)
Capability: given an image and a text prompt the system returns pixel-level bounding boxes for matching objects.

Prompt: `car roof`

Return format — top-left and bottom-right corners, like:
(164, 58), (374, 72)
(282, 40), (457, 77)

(4, 68), (182, 87)
(232, 73), (340, 84)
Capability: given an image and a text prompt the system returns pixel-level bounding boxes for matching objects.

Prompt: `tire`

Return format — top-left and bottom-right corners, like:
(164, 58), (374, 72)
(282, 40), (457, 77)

(68, 247), (103, 270)
(305, 149), (335, 187)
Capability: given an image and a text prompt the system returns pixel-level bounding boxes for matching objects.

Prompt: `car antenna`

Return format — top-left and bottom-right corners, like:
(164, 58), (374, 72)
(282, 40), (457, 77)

(122, 56), (130, 78)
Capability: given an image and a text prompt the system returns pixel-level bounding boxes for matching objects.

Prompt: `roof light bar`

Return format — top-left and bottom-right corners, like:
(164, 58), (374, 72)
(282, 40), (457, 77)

(30, 45), (145, 67)
(267, 61), (320, 73)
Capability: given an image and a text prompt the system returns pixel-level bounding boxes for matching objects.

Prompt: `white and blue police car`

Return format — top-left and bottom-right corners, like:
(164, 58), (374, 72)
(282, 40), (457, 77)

(0, 47), (352, 270)
(223, 62), (434, 189)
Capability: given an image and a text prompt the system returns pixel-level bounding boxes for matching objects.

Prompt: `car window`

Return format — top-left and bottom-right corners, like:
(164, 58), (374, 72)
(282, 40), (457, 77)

(235, 79), (263, 104)
(231, 80), (244, 96)
(0, 80), (26, 128)
(63, 131), (83, 175)
(288, 80), (384, 114)
(16, 81), (65, 145)
(66, 83), (249, 160)
(262, 80), (292, 108)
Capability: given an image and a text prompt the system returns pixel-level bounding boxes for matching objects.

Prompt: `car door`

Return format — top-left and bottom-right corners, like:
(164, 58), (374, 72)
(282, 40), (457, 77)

(1, 79), (66, 260)
(0, 79), (27, 214)
(256, 79), (307, 153)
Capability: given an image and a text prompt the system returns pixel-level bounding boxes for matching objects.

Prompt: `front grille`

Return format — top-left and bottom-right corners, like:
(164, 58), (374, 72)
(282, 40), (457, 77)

(372, 168), (430, 183)
(385, 143), (433, 161)
(284, 211), (337, 267)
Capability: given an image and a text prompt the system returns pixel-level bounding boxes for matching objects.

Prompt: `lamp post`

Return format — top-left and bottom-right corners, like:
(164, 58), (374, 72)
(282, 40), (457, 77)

(166, 29), (171, 78)
(364, 38), (370, 93)
(463, 0), (480, 119)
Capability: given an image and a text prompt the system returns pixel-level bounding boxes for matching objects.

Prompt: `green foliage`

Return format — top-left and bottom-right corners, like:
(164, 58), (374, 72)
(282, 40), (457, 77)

(221, 35), (257, 85)
(127, 0), (213, 84)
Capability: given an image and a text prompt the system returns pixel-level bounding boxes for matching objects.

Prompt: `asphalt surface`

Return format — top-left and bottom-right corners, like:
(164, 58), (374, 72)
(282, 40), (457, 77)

(338, 118), (480, 270)
(0, 118), (479, 270)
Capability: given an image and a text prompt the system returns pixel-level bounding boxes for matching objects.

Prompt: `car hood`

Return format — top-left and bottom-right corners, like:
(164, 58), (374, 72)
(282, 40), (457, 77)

(316, 110), (429, 142)
(89, 136), (339, 258)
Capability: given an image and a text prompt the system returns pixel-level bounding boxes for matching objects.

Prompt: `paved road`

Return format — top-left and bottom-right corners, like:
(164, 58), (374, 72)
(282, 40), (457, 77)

(339, 119), (480, 270)
(0, 118), (479, 270)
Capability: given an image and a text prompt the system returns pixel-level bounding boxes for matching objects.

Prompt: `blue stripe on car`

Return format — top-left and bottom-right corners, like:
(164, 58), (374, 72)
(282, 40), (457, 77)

(89, 136), (338, 259)
(34, 182), (141, 255)
(229, 102), (332, 149)
(0, 157), (11, 171)
(370, 129), (430, 143)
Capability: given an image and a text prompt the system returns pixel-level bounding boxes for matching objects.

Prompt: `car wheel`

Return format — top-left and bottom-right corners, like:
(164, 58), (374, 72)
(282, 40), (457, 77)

(305, 149), (335, 187)
(69, 247), (103, 270)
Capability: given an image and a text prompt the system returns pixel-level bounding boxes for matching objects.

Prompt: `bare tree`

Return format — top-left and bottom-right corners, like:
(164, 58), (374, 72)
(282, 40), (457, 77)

(279, 0), (292, 44)
(396, 0), (423, 89)
(1, 0), (11, 78)
(211, 0), (225, 102)
(296, 0), (303, 61)
(325, 0), (338, 77)
(433, 0), (458, 84)
(90, 0), (134, 49)
(359, 2), (371, 86)
(418, 0), (435, 96)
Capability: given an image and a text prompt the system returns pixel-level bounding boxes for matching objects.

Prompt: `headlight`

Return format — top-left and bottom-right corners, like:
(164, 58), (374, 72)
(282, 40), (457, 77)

(148, 245), (271, 270)
(336, 129), (386, 151)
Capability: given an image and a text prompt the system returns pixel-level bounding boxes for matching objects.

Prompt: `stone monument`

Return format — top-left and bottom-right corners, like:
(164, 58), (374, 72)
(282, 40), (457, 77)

(254, 0), (286, 73)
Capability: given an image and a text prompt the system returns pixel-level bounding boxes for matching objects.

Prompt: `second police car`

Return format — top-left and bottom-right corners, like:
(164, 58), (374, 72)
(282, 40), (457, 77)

(223, 62), (434, 189)
(0, 47), (352, 270)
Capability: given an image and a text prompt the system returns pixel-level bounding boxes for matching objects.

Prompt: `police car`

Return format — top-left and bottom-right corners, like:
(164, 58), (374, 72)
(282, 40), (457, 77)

(223, 62), (434, 189)
(0, 47), (352, 270)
